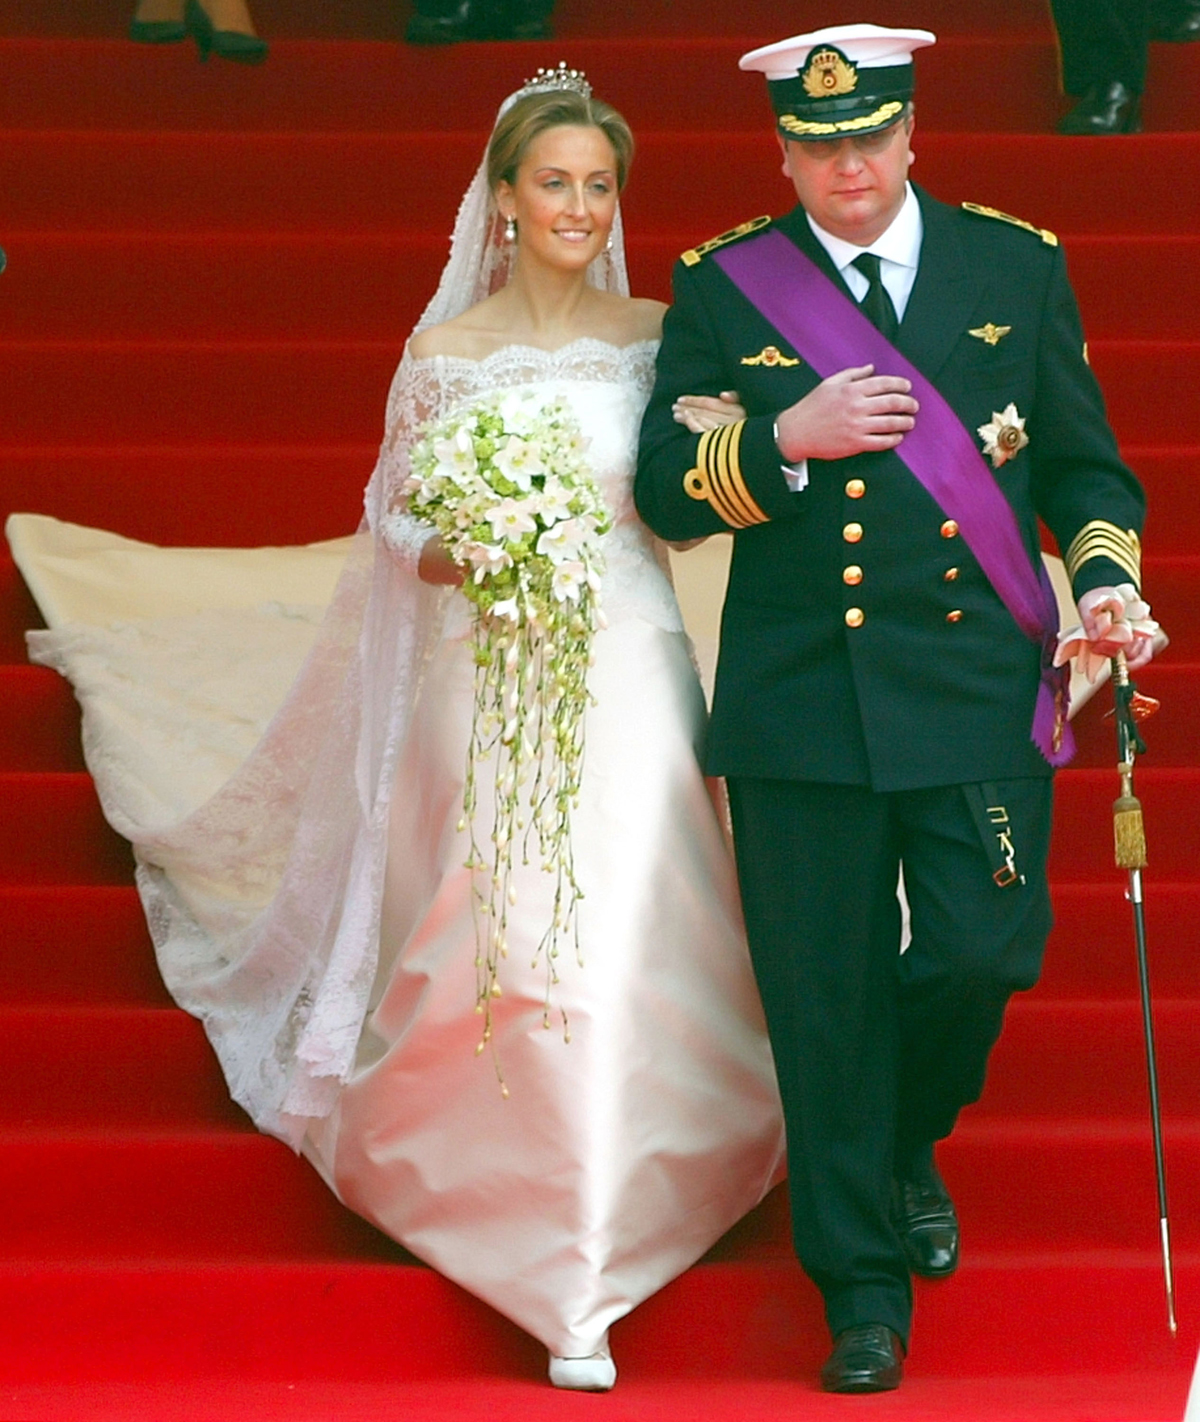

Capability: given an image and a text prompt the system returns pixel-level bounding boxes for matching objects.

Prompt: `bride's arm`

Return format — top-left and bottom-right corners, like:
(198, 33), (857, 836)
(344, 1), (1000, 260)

(374, 347), (465, 585)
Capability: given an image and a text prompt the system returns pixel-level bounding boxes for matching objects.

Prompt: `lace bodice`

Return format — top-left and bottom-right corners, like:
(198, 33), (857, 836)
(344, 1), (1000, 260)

(377, 338), (683, 635)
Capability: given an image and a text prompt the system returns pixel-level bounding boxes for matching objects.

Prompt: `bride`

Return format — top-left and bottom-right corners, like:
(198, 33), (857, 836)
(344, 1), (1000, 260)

(13, 69), (785, 1390)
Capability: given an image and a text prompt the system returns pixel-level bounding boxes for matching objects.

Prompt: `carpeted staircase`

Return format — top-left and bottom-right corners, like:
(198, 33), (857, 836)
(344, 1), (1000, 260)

(0, 1), (1197, 1416)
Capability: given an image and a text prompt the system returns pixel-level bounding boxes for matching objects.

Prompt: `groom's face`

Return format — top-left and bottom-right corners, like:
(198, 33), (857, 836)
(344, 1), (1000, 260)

(778, 113), (915, 247)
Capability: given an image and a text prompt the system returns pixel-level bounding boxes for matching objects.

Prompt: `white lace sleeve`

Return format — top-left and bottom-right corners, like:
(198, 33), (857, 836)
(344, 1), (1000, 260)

(371, 346), (445, 576)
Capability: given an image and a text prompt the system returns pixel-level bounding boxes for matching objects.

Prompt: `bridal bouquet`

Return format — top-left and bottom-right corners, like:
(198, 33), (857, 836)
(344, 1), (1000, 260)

(402, 388), (611, 1065)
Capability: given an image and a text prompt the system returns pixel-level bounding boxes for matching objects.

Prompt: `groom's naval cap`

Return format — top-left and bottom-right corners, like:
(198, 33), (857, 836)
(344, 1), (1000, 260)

(739, 23), (936, 141)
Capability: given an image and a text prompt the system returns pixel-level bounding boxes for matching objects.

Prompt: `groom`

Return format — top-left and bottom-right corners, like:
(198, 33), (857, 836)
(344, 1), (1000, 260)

(635, 24), (1153, 1393)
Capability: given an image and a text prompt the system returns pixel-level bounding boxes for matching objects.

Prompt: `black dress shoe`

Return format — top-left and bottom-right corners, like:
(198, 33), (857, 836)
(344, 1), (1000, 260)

(821, 1325), (904, 1394)
(892, 1157), (959, 1278)
(1057, 81), (1142, 135)
(1151, 2), (1200, 40)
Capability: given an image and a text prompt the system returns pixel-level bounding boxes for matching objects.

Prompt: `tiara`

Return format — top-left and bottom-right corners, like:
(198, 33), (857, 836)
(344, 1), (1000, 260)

(518, 62), (592, 100)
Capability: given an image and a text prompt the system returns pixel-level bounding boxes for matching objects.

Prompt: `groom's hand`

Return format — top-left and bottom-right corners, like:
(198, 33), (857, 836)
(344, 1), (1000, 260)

(775, 364), (918, 463)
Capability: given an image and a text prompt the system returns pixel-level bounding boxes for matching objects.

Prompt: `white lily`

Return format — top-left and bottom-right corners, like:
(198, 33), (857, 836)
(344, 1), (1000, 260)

(534, 477), (574, 526)
(490, 596), (521, 623)
(433, 423), (478, 477)
(463, 541), (514, 583)
(485, 497), (538, 541)
(551, 560), (586, 602)
(537, 517), (587, 563)
(493, 435), (546, 491)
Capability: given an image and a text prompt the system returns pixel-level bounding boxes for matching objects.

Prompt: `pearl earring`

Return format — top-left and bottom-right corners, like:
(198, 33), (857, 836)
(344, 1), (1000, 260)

(504, 216), (516, 242)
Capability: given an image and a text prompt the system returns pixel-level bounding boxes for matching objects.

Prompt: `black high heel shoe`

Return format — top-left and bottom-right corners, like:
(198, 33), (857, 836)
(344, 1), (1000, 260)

(184, 0), (268, 64)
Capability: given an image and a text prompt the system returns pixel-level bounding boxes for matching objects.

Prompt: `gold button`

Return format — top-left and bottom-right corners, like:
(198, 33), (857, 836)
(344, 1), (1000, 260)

(843, 522), (863, 543)
(946, 609), (963, 623)
(845, 607), (864, 628)
(940, 519), (959, 539)
(845, 478), (866, 499)
(843, 565), (863, 586)
(943, 567), (959, 582)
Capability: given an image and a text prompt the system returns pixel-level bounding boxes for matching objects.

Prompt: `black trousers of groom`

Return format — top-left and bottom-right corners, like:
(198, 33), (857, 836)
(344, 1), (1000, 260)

(726, 775), (1054, 1343)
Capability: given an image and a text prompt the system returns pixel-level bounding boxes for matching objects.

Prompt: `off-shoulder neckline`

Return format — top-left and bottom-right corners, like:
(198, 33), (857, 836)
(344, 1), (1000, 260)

(404, 336), (659, 368)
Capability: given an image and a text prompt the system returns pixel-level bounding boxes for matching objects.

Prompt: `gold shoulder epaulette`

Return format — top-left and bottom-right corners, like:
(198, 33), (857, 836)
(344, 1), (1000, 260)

(681, 216), (772, 267)
(961, 202), (1058, 247)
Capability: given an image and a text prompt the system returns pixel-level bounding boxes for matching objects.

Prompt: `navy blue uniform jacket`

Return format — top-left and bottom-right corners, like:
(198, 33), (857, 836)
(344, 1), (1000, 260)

(633, 188), (1145, 791)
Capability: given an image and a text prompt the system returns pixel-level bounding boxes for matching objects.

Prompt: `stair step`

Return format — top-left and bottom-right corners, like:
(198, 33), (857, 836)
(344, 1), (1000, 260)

(0, 772), (132, 884)
(0, 885), (170, 1005)
(0, 1371), (1191, 1422)
(0, 996), (1191, 1129)
(0, 1006), (249, 1127)
(0, 343), (398, 447)
(1068, 662), (1199, 769)
(1050, 767), (1200, 881)
(0, 665), (83, 769)
(0, 0), (1059, 43)
(1140, 557), (1200, 657)
(0, 1121), (1196, 1258)
(1, 339), (1195, 449)
(6, 646), (1194, 776)
(0, 449), (369, 555)
(0, 1131), (402, 1260)
(1045, 882), (1200, 998)
(5, 230), (1199, 343)
(0, 1259), (1189, 1394)
(5, 132), (1200, 237)
(0, 549), (46, 661)
(980, 998), (1200, 1121)
(0, 878), (1190, 1008)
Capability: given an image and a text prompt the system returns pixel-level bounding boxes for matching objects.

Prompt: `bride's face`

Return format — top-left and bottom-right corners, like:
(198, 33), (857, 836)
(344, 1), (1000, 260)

(496, 124), (619, 274)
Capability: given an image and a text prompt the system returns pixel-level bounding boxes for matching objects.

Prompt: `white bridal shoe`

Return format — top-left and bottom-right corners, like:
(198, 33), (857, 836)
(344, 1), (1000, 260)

(548, 1345), (617, 1391)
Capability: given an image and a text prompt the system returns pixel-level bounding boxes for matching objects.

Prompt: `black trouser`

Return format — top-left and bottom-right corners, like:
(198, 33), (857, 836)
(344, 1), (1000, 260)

(1051, 0), (1151, 93)
(726, 776), (1054, 1345)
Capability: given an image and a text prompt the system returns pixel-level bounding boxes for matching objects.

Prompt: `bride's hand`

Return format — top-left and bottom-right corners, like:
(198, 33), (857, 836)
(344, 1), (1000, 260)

(418, 533), (465, 587)
(671, 390), (747, 433)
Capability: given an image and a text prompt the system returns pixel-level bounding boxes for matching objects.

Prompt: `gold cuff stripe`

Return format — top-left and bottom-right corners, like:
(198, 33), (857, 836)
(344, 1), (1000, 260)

(1064, 521), (1142, 588)
(712, 422), (769, 527)
(682, 421), (769, 529)
(778, 100), (903, 138)
(712, 424), (758, 526)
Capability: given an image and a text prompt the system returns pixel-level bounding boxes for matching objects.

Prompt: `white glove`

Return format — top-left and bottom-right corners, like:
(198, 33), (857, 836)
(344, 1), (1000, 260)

(1054, 583), (1159, 682)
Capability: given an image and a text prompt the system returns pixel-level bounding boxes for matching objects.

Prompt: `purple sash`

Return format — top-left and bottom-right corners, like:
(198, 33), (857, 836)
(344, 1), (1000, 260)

(713, 227), (1073, 768)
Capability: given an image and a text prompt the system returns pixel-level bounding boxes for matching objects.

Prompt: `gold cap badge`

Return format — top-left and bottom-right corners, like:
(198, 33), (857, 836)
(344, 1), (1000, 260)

(802, 46), (858, 98)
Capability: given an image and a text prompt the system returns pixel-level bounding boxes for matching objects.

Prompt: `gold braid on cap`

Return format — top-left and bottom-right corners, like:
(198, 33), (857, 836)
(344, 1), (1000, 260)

(683, 421), (769, 529)
(517, 62), (592, 99)
(778, 99), (904, 138)
(1064, 521), (1142, 589)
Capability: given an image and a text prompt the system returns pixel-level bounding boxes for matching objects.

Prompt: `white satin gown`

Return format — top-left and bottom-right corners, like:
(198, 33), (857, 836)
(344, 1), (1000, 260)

(10, 338), (785, 1361)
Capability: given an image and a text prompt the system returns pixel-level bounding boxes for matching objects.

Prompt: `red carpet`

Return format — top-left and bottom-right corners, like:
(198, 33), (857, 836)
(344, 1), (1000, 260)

(1, 2), (1197, 1417)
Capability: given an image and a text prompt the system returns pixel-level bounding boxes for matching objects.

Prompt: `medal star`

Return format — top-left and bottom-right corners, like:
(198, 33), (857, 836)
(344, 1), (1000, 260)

(968, 322), (1013, 347)
(978, 403), (1029, 468)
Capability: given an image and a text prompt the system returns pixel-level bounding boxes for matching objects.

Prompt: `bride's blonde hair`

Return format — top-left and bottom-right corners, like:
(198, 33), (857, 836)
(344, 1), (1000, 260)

(486, 89), (635, 193)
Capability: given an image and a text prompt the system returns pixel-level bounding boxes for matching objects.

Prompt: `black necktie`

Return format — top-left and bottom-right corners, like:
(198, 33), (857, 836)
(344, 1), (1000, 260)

(852, 252), (899, 343)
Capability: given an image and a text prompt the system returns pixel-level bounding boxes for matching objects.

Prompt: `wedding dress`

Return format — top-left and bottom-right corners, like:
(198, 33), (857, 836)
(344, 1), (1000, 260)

(303, 337), (785, 1358)
(9, 337), (785, 1361)
(7, 75), (786, 1368)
